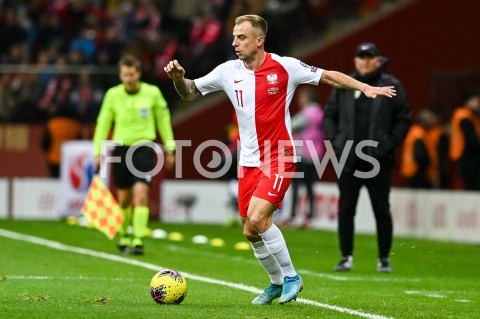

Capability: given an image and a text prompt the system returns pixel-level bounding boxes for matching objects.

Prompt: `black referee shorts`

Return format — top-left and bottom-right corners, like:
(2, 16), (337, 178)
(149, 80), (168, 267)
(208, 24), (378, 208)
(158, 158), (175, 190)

(112, 144), (158, 189)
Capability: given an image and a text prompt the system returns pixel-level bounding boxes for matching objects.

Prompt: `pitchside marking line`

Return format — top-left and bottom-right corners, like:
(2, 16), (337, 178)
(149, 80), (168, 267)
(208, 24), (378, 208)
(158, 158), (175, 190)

(0, 229), (393, 319)
(6, 275), (135, 281)
(7, 279), (474, 304)
(300, 270), (422, 283)
(165, 243), (420, 283)
(404, 290), (473, 303)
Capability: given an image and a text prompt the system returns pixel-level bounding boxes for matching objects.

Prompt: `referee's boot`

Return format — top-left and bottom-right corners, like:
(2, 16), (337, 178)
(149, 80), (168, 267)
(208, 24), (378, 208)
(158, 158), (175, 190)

(131, 237), (144, 255)
(118, 236), (131, 254)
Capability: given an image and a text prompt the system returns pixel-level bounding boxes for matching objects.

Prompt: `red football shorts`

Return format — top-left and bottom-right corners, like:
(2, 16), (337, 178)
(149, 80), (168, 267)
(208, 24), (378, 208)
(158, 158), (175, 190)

(237, 162), (296, 217)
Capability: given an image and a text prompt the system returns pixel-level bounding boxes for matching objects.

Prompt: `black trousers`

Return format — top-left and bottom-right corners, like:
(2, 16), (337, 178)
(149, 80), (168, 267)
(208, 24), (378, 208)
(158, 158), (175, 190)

(337, 165), (394, 258)
(406, 172), (432, 189)
(290, 161), (317, 221)
(458, 167), (480, 191)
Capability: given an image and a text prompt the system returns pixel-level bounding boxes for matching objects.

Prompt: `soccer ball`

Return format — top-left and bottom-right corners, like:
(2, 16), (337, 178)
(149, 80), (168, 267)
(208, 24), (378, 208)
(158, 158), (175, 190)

(150, 269), (188, 304)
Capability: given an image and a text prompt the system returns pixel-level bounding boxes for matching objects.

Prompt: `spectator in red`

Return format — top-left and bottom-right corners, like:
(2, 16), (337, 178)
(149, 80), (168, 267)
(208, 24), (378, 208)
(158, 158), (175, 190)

(69, 72), (104, 122)
(129, 0), (162, 43)
(38, 56), (75, 116)
(50, 0), (110, 40)
(188, 4), (226, 78)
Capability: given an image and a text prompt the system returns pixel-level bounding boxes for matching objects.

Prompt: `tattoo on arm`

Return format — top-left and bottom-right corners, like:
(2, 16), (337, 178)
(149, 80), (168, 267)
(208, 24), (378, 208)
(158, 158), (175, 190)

(174, 79), (202, 101)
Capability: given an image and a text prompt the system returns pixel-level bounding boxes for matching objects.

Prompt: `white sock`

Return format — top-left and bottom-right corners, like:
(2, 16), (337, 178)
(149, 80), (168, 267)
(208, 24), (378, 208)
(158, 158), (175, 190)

(251, 240), (284, 285)
(259, 224), (297, 278)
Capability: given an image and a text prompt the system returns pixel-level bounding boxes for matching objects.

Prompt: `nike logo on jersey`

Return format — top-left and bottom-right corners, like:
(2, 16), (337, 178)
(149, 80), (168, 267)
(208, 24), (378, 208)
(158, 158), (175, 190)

(268, 192), (278, 197)
(234, 79), (244, 84)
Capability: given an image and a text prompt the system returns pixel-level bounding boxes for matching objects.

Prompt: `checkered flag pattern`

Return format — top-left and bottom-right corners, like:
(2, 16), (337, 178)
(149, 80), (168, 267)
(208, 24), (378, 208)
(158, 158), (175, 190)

(81, 176), (123, 239)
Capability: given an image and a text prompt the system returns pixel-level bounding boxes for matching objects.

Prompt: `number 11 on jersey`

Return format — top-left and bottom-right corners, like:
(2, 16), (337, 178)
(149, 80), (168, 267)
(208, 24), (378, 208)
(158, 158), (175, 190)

(235, 90), (244, 108)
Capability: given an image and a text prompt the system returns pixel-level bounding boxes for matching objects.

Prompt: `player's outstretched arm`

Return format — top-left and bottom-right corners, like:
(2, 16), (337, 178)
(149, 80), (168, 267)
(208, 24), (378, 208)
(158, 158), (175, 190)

(320, 70), (396, 99)
(164, 60), (202, 101)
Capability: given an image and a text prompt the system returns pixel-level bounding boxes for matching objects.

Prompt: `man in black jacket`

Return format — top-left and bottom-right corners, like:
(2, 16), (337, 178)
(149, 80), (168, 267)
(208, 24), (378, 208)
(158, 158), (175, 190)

(323, 42), (411, 272)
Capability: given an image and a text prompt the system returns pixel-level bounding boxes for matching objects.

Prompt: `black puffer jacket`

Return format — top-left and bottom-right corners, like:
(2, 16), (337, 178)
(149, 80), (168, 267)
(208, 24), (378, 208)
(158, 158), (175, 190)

(323, 60), (411, 172)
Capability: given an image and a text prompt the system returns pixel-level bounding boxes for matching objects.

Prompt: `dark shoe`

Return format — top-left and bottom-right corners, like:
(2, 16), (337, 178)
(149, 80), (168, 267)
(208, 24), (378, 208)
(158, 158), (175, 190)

(377, 257), (392, 272)
(131, 237), (143, 255)
(132, 245), (144, 255)
(118, 236), (131, 254)
(333, 256), (353, 271)
(118, 244), (130, 254)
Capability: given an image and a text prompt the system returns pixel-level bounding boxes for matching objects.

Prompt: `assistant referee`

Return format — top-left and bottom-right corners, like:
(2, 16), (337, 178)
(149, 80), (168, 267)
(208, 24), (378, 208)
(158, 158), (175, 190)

(93, 54), (176, 255)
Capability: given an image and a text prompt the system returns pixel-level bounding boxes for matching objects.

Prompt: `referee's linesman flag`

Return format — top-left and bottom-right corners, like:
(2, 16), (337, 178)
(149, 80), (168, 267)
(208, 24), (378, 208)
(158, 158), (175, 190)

(81, 175), (123, 239)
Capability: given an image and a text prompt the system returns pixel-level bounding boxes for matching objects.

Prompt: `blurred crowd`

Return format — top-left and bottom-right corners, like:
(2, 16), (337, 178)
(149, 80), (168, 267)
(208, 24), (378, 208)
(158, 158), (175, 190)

(0, 0), (385, 124)
(400, 92), (480, 191)
(1, 0), (477, 191)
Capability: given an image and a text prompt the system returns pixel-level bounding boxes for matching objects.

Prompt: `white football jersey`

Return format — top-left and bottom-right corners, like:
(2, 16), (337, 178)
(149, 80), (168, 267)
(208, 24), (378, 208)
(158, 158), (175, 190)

(194, 53), (323, 167)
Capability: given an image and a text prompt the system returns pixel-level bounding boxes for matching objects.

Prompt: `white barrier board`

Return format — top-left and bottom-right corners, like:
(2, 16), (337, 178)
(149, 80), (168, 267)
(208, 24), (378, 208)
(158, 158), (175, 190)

(3, 176), (478, 243)
(12, 178), (60, 219)
(59, 141), (95, 217)
(284, 183), (480, 243)
(161, 180), (232, 224)
(0, 178), (8, 218)
(162, 180), (480, 243)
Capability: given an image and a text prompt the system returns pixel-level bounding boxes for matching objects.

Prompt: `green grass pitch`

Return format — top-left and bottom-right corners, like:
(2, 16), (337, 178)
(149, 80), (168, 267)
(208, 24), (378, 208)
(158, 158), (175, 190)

(0, 220), (479, 318)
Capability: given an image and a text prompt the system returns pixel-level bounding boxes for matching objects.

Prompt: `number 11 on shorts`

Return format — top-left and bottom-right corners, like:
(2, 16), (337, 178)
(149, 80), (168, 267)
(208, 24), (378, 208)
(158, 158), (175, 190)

(273, 173), (284, 192)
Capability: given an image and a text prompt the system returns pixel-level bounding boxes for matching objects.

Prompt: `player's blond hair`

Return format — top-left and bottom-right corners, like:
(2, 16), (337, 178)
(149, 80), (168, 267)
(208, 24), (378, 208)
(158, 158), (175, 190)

(234, 15), (268, 37)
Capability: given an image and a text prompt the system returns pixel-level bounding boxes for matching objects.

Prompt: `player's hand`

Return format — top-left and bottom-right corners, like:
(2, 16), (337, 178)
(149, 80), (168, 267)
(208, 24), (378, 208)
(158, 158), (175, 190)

(363, 86), (396, 99)
(164, 60), (185, 82)
(94, 156), (101, 174)
(165, 153), (176, 171)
